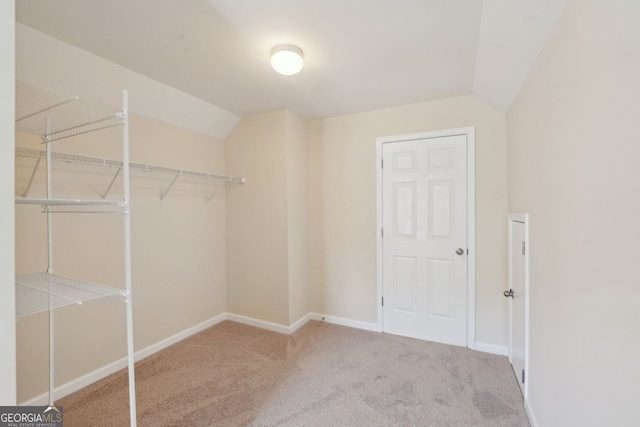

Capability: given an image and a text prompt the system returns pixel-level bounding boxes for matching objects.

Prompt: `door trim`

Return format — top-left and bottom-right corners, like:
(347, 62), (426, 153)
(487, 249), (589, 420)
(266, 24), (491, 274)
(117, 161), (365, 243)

(376, 127), (476, 349)
(508, 213), (530, 398)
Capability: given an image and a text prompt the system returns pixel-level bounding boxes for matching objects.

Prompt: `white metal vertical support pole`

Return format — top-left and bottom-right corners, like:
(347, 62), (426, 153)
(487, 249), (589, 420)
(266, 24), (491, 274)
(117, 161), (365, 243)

(121, 90), (137, 427)
(45, 118), (54, 407)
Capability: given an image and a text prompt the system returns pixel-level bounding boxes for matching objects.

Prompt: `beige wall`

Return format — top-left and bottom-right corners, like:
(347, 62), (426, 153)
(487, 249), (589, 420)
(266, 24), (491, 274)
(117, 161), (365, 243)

(286, 110), (310, 324)
(309, 95), (510, 346)
(225, 109), (311, 326)
(0, 0), (16, 405)
(507, 1), (640, 425)
(16, 114), (228, 402)
(225, 110), (290, 325)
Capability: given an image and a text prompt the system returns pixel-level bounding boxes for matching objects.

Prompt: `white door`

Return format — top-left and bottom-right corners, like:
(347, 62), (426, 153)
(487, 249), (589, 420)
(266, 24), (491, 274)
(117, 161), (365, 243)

(508, 216), (527, 395)
(382, 135), (468, 346)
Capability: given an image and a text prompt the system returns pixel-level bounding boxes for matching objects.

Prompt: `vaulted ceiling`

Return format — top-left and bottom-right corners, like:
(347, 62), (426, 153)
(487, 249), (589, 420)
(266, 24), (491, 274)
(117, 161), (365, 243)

(16, 0), (568, 119)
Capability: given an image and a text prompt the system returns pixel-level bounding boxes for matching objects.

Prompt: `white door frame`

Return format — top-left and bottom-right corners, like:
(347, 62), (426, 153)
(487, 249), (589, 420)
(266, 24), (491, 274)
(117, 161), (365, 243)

(376, 127), (476, 349)
(508, 213), (530, 398)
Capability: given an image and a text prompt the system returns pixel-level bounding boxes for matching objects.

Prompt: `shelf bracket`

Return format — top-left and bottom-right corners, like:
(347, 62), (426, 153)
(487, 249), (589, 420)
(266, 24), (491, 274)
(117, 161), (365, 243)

(102, 167), (121, 200)
(22, 157), (41, 198)
(160, 172), (181, 201)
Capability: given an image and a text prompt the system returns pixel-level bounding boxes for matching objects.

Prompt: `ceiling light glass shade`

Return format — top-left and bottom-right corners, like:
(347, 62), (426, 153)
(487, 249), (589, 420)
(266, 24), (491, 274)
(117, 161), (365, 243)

(271, 44), (304, 75)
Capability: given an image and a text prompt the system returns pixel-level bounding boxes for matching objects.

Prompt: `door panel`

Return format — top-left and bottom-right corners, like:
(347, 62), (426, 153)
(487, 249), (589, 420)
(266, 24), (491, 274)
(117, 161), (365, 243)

(382, 135), (467, 346)
(428, 258), (454, 318)
(429, 181), (453, 238)
(394, 183), (416, 237)
(393, 256), (417, 313)
(394, 151), (417, 172)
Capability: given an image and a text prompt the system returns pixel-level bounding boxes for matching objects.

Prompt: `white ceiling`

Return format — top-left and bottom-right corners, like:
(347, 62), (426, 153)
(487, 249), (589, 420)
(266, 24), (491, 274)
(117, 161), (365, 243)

(16, 0), (567, 119)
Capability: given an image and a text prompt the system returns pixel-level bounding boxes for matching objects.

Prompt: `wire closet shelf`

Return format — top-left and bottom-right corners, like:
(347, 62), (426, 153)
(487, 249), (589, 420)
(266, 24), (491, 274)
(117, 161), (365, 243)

(15, 111), (244, 203)
(16, 82), (124, 143)
(16, 273), (127, 318)
(15, 146), (245, 183)
(15, 196), (127, 214)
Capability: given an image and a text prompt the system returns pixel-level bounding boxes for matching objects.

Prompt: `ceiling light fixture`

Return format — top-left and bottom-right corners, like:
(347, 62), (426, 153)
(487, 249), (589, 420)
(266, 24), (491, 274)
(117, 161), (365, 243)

(271, 44), (304, 75)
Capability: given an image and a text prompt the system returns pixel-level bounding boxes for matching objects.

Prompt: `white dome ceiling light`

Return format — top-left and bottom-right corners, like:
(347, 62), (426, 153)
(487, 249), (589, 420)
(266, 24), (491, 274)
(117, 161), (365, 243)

(271, 44), (304, 76)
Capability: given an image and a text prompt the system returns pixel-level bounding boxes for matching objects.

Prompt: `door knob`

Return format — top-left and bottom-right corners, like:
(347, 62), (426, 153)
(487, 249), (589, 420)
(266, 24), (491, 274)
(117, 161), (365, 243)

(456, 248), (464, 255)
(503, 289), (514, 298)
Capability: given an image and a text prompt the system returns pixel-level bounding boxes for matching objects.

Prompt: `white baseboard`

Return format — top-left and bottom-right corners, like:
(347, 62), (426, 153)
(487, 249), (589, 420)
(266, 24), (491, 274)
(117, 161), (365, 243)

(309, 313), (324, 322)
(525, 398), (539, 427)
(226, 312), (380, 334)
(474, 342), (509, 356)
(310, 312), (381, 332)
(225, 312), (324, 335)
(20, 313), (228, 406)
(225, 313), (292, 334)
(22, 356), (130, 406)
(289, 312), (314, 333)
(19, 311), (389, 405)
(134, 313), (228, 361)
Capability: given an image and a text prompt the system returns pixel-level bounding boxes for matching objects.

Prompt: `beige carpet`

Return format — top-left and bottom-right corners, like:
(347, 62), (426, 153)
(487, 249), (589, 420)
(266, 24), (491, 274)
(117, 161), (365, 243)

(58, 320), (530, 426)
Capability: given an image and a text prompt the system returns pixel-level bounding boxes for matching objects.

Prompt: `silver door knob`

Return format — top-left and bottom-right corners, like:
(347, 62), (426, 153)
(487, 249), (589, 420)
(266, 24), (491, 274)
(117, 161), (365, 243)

(456, 248), (464, 255)
(503, 289), (514, 298)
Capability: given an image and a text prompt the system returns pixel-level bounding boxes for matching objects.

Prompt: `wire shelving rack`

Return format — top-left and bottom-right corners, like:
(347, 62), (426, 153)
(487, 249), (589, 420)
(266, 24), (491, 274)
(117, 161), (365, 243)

(15, 82), (138, 427)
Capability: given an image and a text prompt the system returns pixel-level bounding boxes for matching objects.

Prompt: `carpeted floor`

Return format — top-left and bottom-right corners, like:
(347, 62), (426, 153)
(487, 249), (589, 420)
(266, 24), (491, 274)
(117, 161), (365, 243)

(58, 320), (530, 426)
